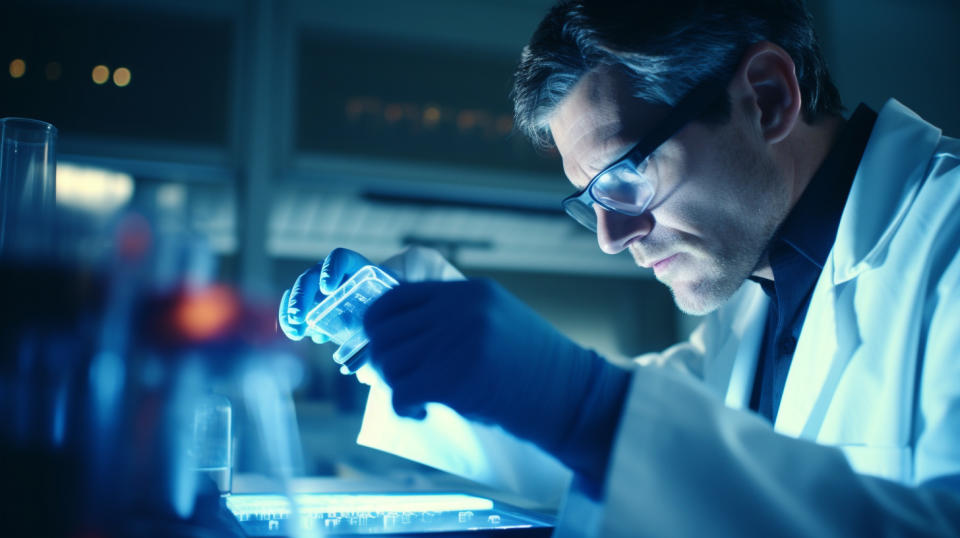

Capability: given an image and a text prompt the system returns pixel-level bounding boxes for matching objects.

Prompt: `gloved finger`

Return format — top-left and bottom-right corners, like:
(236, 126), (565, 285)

(288, 263), (325, 326)
(278, 288), (307, 341)
(280, 288), (332, 343)
(319, 248), (373, 295)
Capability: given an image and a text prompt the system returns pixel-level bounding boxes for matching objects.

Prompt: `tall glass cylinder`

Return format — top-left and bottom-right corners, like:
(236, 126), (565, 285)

(0, 117), (58, 260)
(192, 393), (233, 495)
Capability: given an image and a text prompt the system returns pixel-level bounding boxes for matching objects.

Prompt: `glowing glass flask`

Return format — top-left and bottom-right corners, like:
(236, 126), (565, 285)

(304, 265), (398, 374)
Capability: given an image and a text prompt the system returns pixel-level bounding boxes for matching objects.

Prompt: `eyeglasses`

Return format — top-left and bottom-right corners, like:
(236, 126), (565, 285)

(561, 77), (728, 232)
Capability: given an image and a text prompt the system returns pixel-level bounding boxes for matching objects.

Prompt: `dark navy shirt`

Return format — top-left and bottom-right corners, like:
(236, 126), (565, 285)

(748, 105), (878, 423)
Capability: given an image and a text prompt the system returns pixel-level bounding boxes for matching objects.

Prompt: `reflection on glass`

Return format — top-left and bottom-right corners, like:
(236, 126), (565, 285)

(0, 117), (57, 260)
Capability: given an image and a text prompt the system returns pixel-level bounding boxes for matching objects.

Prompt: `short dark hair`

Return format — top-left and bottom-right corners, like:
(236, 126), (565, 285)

(512, 0), (844, 149)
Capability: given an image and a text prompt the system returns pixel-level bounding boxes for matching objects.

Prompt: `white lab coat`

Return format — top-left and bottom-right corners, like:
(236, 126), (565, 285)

(594, 99), (960, 536)
(363, 99), (960, 536)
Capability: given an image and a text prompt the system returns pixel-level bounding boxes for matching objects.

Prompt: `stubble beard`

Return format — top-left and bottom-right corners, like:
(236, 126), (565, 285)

(667, 235), (770, 316)
(660, 158), (786, 316)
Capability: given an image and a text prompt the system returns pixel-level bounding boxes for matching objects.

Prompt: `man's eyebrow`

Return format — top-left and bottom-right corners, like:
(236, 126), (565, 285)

(594, 133), (639, 169)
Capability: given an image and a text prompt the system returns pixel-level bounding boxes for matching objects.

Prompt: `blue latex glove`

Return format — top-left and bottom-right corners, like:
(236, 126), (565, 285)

(363, 278), (632, 485)
(278, 248), (374, 344)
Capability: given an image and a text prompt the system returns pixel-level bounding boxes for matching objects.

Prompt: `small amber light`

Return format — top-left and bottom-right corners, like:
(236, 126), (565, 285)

(92, 65), (110, 85)
(423, 106), (441, 126)
(9, 58), (26, 79)
(113, 66), (131, 87)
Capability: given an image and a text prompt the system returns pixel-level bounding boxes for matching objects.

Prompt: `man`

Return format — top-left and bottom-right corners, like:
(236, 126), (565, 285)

(281, 0), (960, 534)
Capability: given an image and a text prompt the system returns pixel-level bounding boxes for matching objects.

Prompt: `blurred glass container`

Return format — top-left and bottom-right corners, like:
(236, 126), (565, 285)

(305, 265), (398, 374)
(192, 393), (232, 495)
(0, 117), (58, 260)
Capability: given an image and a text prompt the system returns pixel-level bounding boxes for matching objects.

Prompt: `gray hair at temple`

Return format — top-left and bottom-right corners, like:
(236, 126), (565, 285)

(511, 0), (844, 149)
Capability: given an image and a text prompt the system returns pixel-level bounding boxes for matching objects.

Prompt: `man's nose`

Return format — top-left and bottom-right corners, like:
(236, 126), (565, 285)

(595, 206), (653, 254)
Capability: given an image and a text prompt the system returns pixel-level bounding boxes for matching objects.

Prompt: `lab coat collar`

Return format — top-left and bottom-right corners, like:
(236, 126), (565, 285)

(774, 100), (942, 438)
(829, 99), (943, 284)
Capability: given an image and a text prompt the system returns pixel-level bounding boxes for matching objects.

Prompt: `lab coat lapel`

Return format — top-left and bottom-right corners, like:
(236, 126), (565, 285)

(773, 262), (860, 438)
(720, 286), (768, 409)
(773, 99), (940, 439)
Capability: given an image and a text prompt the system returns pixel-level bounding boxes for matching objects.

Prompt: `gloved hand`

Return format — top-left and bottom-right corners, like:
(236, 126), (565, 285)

(363, 278), (632, 484)
(278, 248), (374, 344)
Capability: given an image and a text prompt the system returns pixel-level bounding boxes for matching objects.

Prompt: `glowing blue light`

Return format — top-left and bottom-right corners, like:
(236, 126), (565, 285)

(89, 351), (125, 429)
(51, 379), (68, 446)
(225, 493), (495, 519)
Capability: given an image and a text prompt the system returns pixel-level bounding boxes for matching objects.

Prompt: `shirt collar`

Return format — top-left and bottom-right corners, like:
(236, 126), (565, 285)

(774, 104), (878, 269)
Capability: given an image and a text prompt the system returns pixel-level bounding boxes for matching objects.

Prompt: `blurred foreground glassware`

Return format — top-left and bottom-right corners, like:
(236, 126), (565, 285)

(0, 117), (57, 260)
(193, 392), (233, 495)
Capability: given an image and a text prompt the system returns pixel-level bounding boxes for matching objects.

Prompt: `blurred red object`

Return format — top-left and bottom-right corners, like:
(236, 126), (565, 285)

(115, 213), (153, 261)
(142, 283), (283, 354)
(172, 285), (239, 342)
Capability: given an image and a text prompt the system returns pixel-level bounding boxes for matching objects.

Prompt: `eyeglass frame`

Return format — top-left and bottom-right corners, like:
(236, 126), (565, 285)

(560, 76), (730, 232)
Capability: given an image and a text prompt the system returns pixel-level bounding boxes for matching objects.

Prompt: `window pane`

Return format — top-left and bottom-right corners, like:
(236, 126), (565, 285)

(296, 33), (558, 177)
(1, 4), (233, 146)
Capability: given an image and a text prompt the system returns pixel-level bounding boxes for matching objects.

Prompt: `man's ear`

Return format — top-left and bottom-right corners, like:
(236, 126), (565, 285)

(731, 41), (802, 144)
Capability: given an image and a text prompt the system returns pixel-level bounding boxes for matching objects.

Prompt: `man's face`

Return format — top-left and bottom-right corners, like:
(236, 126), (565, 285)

(549, 69), (791, 315)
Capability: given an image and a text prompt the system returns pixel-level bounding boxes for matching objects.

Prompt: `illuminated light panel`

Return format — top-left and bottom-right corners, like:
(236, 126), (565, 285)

(91, 64), (110, 85)
(225, 494), (495, 519)
(9, 58), (26, 78)
(113, 66), (131, 87)
(45, 61), (62, 81)
(56, 162), (134, 214)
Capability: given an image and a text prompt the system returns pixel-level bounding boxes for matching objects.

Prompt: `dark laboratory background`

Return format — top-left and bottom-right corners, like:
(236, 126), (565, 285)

(2, 0), (959, 535)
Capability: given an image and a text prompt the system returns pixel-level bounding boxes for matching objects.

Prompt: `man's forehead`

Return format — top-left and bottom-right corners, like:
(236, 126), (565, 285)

(549, 67), (670, 165)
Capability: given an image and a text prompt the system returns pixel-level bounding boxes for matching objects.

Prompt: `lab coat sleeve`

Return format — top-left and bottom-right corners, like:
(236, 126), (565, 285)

(914, 231), (960, 487)
(632, 321), (707, 379)
(379, 246), (466, 282)
(598, 363), (960, 537)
